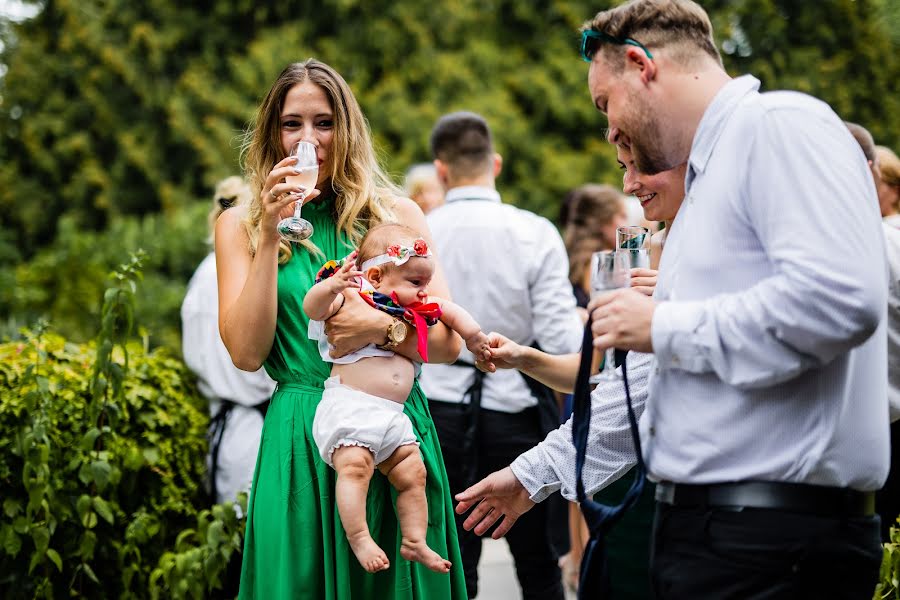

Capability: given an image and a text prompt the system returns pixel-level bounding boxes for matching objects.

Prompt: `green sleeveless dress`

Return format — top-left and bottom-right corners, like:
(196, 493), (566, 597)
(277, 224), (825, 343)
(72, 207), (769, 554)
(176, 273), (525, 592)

(238, 196), (467, 599)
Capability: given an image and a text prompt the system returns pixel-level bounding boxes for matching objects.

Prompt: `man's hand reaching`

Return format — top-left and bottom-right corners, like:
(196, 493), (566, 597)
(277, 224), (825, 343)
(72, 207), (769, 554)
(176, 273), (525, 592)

(454, 467), (536, 539)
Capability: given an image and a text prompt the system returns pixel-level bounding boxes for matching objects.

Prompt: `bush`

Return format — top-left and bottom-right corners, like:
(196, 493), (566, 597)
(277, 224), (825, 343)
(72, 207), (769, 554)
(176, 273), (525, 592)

(0, 328), (210, 597)
(0, 255), (245, 599)
(877, 522), (900, 599)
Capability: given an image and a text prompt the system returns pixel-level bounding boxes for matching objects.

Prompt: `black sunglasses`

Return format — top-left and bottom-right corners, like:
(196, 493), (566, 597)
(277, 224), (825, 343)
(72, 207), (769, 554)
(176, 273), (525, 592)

(581, 30), (654, 62)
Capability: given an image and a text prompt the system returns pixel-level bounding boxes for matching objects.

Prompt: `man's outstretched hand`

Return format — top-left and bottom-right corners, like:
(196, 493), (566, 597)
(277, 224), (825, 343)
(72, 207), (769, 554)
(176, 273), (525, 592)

(454, 467), (536, 539)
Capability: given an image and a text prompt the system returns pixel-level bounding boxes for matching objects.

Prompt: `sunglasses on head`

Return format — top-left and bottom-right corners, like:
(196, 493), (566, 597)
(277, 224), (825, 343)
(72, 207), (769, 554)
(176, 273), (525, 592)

(580, 29), (654, 63)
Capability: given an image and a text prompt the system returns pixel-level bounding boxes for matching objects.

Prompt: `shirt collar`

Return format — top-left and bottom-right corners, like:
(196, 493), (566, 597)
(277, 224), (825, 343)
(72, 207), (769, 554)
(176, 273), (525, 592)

(444, 185), (502, 204)
(687, 75), (761, 189)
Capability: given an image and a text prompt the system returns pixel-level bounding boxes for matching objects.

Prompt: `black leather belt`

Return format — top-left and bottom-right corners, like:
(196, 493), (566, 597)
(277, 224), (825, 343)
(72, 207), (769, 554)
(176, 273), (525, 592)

(655, 480), (875, 518)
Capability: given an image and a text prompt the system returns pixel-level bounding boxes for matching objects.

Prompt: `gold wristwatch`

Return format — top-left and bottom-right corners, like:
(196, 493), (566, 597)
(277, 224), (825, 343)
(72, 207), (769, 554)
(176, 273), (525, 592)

(378, 318), (408, 350)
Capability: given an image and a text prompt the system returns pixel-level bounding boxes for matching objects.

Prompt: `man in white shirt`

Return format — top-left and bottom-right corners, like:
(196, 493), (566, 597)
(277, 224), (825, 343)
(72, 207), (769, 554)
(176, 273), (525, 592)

(457, 2), (889, 598)
(419, 111), (582, 600)
(181, 177), (276, 507)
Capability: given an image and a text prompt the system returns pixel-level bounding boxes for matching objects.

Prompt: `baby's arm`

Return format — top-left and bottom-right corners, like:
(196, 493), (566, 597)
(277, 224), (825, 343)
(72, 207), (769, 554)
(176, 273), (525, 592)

(434, 299), (490, 362)
(303, 256), (364, 321)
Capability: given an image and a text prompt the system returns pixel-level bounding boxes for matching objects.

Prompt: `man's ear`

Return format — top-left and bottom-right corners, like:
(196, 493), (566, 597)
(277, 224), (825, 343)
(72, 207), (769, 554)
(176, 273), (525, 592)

(366, 267), (384, 287)
(625, 45), (656, 85)
(492, 153), (503, 178)
(434, 159), (450, 190)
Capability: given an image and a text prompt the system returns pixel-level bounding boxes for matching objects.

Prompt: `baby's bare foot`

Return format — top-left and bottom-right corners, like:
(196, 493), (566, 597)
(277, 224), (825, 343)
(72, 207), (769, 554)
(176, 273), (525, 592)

(348, 531), (390, 573)
(400, 538), (452, 573)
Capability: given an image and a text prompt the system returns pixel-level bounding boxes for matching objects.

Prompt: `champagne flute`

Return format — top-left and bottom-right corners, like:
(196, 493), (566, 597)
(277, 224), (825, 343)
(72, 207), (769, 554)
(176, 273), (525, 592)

(616, 225), (651, 268)
(277, 141), (318, 242)
(589, 250), (631, 383)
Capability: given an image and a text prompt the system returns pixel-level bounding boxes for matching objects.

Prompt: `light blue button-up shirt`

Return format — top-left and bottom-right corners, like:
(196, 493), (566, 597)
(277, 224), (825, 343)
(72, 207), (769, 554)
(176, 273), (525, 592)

(512, 76), (889, 500)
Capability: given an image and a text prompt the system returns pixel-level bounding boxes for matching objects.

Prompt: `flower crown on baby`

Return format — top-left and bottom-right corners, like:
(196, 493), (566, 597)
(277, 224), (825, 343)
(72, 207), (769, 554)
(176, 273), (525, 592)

(359, 238), (432, 271)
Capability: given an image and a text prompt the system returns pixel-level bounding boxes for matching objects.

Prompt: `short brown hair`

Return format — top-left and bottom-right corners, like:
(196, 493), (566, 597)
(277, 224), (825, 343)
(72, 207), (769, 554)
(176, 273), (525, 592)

(357, 222), (423, 273)
(430, 111), (494, 177)
(583, 0), (721, 71)
(845, 122), (876, 163)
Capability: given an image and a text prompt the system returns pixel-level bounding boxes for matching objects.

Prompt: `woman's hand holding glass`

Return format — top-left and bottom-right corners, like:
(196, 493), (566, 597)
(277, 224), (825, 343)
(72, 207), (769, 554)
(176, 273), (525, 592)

(277, 141), (319, 241)
(261, 146), (321, 243)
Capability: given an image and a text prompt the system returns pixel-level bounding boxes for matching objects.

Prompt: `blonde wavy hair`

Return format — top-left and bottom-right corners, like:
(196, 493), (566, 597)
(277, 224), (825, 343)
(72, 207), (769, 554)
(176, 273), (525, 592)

(241, 59), (399, 263)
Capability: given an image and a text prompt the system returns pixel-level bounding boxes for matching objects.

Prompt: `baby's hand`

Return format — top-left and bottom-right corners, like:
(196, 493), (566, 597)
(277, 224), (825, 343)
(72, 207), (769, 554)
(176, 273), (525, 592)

(466, 331), (492, 365)
(329, 252), (364, 293)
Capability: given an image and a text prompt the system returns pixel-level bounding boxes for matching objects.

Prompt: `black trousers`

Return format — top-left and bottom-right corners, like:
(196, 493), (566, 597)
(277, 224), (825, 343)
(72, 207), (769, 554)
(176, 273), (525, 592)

(650, 503), (882, 599)
(429, 400), (565, 600)
(876, 419), (900, 541)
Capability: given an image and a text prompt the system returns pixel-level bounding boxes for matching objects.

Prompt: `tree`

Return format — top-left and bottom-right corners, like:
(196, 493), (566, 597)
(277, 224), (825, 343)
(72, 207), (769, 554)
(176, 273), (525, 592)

(1, 0), (898, 346)
(708, 0), (900, 148)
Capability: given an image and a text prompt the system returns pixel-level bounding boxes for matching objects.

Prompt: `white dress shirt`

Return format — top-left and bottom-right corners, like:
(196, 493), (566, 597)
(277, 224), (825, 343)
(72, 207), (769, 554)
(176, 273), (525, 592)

(511, 76), (890, 499)
(181, 253), (276, 503)
(884, 224), (900, 421)
(419, 186), (583, 413)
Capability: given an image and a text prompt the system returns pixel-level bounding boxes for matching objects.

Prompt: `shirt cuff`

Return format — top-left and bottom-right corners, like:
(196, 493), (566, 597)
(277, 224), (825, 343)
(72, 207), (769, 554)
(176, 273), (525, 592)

(510, 448), (562, 503)
(651, 300), (709, 372)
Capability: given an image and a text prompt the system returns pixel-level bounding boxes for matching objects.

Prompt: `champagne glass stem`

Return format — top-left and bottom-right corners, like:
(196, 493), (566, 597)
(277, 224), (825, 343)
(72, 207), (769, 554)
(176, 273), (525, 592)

(293, 192), (305, 219)
(604, 347), (616, 376)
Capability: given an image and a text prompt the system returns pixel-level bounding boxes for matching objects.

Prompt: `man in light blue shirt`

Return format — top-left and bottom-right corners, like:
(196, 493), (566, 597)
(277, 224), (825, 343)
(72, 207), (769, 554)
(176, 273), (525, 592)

(457, 1), (889, 597)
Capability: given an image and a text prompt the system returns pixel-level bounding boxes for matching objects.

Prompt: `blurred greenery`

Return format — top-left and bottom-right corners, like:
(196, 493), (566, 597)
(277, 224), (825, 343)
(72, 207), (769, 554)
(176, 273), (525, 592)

(0, 0), (898, 347)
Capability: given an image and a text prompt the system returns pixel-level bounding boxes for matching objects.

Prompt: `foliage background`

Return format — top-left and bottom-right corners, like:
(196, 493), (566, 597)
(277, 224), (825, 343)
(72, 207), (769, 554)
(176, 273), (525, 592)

(1, 0), (898, 347)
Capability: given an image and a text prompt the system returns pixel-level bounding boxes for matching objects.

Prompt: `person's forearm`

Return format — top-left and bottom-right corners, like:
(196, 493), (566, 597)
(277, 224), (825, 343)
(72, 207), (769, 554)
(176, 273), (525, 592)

(394, 319), (461, 364)
(437, 300), (482, 341)
(220, 237), (280, 371)
(519, 349), (580, 393)
(303, 282), (340, 322)
(511, 351), (653, 502)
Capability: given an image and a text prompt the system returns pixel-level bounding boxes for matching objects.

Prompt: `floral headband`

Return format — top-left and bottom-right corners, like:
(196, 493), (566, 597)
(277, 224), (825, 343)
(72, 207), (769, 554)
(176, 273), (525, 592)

(359, 238), (432, 271)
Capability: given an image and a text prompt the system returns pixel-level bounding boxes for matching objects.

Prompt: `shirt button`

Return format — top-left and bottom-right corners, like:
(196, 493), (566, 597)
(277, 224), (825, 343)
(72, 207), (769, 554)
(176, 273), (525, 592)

(671, 355), (680, 366)
(649, 426), (656, 436)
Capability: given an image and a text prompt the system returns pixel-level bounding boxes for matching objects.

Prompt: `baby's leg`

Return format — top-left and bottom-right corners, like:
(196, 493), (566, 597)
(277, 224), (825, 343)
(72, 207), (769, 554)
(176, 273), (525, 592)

(378, 445), (452, 574)
(332, 446), (389, 573)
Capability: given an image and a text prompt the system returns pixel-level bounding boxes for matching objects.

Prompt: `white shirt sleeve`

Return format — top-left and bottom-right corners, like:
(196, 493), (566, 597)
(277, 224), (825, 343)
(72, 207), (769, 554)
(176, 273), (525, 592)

(652, 107), (887, 390)
(528, 218), (583, 354)
(510, 351), (653, 502)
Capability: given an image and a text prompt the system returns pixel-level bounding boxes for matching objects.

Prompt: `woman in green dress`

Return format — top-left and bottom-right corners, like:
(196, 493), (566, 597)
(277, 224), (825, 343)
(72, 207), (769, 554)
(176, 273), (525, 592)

(216, 59), (468, 599)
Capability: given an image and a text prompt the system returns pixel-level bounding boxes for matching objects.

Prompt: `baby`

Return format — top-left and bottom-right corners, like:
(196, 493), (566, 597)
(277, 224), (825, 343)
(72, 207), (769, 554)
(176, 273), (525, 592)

(304, 222), (490, 574)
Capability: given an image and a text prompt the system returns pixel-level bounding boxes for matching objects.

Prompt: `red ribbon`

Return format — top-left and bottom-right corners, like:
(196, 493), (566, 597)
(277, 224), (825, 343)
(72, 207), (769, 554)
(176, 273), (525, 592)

(391, 292), (442, 362)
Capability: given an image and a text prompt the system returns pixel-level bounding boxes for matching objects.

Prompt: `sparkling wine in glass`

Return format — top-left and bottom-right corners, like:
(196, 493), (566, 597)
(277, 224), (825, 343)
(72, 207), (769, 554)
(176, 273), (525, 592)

(277, 141), (318, 242)
(589, 250), (631, 383)
(617, 225), (651, 268)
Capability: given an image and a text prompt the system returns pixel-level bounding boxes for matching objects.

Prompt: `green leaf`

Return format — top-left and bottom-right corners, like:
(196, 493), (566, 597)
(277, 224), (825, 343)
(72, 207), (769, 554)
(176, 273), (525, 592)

(206, 520), (226, 547)
(31, 525), (50, 554)
(2, 525), (21, 557)
(78, 530), (96, 560)
(141, 446), (160, 465)
(45, 547), (62, 572)
(89, 460), (111, 491)
(76, 494), (92, 520)
(28, 549), (43, 574)
(92, 496), (114, 524)
(81, 511), (98, 529)
(3, 498), (22, 518)
(123, 445), (144, 470)
(82, 561), (100, 584)
(80, 427), (102, 451)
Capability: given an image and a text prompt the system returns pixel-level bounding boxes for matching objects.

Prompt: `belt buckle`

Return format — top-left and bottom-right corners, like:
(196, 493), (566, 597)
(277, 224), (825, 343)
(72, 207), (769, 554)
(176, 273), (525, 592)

(655, 482), (675, 504)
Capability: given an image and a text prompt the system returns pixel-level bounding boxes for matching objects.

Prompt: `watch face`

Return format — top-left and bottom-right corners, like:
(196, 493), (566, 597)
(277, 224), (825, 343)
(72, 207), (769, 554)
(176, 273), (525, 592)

(391, 320), (408, 342)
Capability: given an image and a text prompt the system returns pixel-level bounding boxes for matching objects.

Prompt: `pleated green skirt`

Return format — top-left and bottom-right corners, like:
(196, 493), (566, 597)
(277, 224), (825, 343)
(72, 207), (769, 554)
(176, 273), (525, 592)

(238, 378), (467, 599)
